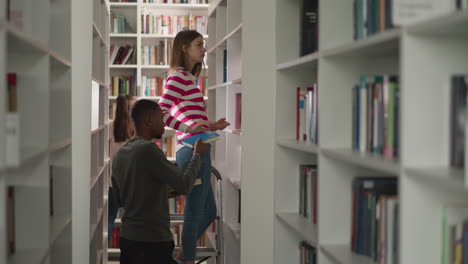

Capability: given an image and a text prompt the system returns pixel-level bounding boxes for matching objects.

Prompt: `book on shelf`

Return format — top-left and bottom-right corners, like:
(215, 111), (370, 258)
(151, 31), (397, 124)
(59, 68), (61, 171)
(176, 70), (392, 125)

(197, 76), (208, 96)
(299, 165), (317, 224)
(111, 75), (137, 96)
(352, 75), (399, 159)
(299, 241), (317, 264)
(142, 73), (168, 97)
(179, 132), (220, 148)
(441, 205), (468, 264)
(142, 40), (168, 65)
(450, 75), (468, 169)
(299, 0), (318, 55)
(7, 186), (15, 257)
(354, 0), (395, 40)
(141, 11), (207, 35)
(235, 93), (242, 130)
(296, 85), (318, 144)
(351, 177), (398, 262)
(111, 10), (134, 34)
(223, 49), (227, 83)
(110, 44), (136, 65)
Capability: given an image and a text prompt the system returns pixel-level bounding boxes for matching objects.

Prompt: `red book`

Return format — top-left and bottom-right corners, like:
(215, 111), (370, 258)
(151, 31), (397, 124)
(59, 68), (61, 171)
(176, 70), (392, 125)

(235, 93), (242, 129)
(296, 87), (300, 141)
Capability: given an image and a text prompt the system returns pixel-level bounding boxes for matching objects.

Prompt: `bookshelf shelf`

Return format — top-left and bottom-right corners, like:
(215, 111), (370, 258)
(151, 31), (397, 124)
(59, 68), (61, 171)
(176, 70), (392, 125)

(321, 29), (401, 59)
(226, 129), (241, 136)
(49, 138), (72, 153)
(406, 167), (468, 194)
(90, 206), (105, 241)
(276, 139), (319, 154)
(208, 0), (226, 17)
(276, 213), (318, 247)
(228, 175), (241, 189)
(276, 52), (319, 71)
(109, 64), (138, 69)
(9, 248), (49, 264)
(93, 23), (109, 48)
(109, 2), (138, 7)
(321, 244), (376, 264)
(141, 3), (209, 10)
(407, 9), (468, 35)
(141, 34), (209, 39)
(321, 148), (401, 175)
(91, 159), (110, 190)
(225, 221), (241, 241)
(7, 23), (72, 67)
(50, 215), (72, 245)
(109, 33), (138, 38)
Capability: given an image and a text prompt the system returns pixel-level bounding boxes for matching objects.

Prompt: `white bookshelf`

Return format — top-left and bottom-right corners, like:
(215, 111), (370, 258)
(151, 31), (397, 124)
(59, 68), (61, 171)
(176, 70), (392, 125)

(268, 1), (468, 264)
(208, 0), (242, 263)
(108, 0), (209, 104)
(0, 0), (108, 263)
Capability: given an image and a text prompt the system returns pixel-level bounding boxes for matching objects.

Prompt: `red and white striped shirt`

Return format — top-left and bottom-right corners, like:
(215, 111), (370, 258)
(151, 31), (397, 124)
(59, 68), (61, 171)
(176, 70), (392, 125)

(158, 69), (207, 143)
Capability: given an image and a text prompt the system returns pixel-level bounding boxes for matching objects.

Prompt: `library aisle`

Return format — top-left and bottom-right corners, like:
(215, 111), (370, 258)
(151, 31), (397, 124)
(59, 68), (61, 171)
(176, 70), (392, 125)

(2, 0), (468, 264)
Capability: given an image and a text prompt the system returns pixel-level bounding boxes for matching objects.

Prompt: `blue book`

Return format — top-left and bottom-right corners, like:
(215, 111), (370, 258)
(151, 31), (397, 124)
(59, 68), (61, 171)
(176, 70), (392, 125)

(179, 132), (220, 148)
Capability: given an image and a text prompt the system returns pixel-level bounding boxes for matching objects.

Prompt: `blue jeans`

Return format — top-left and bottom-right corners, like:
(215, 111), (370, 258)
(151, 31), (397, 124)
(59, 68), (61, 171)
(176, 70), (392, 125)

(176, 146), (217, 261)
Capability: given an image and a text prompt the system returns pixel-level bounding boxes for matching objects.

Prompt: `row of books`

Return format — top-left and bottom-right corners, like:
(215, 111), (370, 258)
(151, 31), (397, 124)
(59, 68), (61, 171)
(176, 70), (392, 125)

(142, 41), (171, 65)
(156, 135), (176, 159)
(450, 75), (468, 169)
(352, 75), (400, 159)
(441, 206), (468, 264)
(110, 44), (136, 65)
(168, 195), (185, 214)
(143, 0), (209, 3)
(110, 0), (137, 2)
(111, 75), (137, 97)
(299, 165), (317, 224)
(353, 0), (395, 40)
(142, 74), (167, 97)
(296, 85), (319, 144)
(111, 11), (133, 34)
(351, 177), (398, 263)
(141, 12), (207, 35)
(299, 241), (317, 264)
(171, 223), (209, 247)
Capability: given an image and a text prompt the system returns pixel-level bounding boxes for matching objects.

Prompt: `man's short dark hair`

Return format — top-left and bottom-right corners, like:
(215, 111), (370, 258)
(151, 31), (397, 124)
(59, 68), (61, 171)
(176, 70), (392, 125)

(130, 99), (161, 128)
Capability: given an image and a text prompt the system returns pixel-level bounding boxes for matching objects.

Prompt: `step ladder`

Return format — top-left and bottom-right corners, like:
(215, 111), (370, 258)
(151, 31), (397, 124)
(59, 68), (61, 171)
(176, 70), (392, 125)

(108, 166), (224, 264)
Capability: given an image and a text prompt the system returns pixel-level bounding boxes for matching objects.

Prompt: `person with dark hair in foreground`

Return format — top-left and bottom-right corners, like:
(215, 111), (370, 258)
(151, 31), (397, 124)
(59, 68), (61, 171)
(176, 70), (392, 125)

(111, 99), (211, 264)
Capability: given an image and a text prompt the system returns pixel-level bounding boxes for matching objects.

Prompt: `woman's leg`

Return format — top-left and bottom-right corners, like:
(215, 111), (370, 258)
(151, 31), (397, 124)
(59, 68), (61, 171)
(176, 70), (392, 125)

(176, 146), (213, 262)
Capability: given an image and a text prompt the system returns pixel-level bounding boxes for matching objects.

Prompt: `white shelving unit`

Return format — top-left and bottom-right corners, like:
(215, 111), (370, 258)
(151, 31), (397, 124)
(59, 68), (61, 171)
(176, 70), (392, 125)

(0, 0), (108, 263)
(269, 1), (468, 264)
(208, 0), (242, 263)
(108, 0), (209, 102)
(90, 1), (111, 263)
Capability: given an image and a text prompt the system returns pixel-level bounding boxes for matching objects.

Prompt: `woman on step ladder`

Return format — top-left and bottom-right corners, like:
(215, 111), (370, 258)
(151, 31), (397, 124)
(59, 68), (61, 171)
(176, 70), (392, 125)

(159, 30), (230, 264)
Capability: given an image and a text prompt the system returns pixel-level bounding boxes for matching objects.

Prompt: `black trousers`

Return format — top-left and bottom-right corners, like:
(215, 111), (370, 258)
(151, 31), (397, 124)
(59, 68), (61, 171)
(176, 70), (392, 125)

(119, 237), (177, 264)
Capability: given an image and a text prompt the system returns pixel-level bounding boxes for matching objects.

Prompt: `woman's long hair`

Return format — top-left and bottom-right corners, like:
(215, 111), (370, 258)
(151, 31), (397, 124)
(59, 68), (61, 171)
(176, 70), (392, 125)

(113, 94), (135, 142)
(170, 30), (205, 77)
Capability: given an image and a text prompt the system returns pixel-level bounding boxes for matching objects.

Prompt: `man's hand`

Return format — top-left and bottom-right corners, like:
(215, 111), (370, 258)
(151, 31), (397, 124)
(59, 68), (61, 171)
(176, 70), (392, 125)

(209, 118), (230, 131)
(194, 139), (209, 155)
(187, 120), (213, 134)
